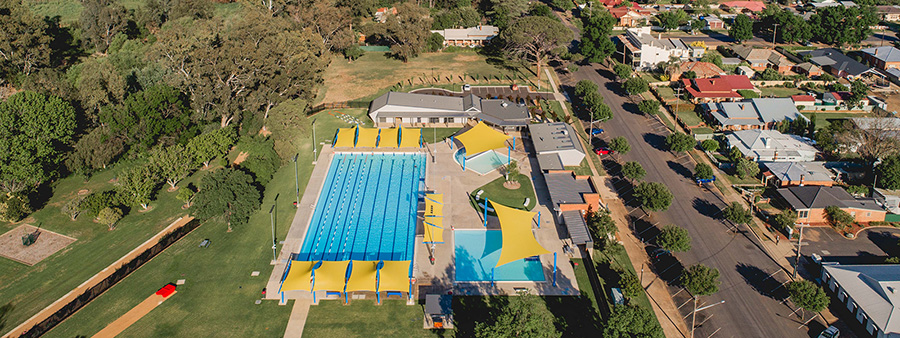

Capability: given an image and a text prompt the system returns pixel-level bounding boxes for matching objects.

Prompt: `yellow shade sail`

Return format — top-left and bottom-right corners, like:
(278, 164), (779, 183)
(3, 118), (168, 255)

(399, 128), (422, 148)
(424, 224), (444, 243)
(312, 260), (350, 292)
(280, 260), (316, 292)
(425, 196), (443, 217)
(455, 121), (510, 156)
(378, 260), (412, 292)
(425, 194), (443, 204)
(334, 128), (357, 148)
(346, 261), (379, 292)
(490, 201), (551, 268)
(424, 216), (442, 228)
(378, 128), (400, 148)
(356, 128), (379, 148)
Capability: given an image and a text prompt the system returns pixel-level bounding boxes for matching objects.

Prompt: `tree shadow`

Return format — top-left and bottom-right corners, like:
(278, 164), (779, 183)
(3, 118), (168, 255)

(864, 229), (900, 257)
(691, 198), (722, 220)
(621, 101), (643, 115)
(642, 133), (667, 151)
(735, 263), (789, 301)
(452, 296), (510, 336)
(666, 160), (692, 180)
(0, 302), (12, 333)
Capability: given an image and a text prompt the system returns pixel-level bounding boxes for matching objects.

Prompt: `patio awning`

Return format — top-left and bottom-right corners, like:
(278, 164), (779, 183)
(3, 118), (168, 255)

(345, 261), (379, 292)
(312, 260), (350, 292)
(455, 121), (510, 156)
(399, 128), (422, 148)
(334, 128), (357, 148)
(280, 260), (316, 292)
(378, 128), (400, 148)
(378, 260), (412, 292)
(490, 201), (551, 268)
(425, 194), (443, 216)
(423, 223), (444, 243)
(356, 128), (379, 148)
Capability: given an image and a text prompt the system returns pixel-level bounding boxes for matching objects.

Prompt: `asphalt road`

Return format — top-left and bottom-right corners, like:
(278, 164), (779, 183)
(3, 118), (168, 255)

(570, 64), (819, 337)
(661, 30), (899, 48)
(801, 227), (900, 265)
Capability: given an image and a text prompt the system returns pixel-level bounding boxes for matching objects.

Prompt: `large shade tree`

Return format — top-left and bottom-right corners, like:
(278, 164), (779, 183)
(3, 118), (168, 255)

(381, 2), (433, 62)
(475, 292), (560, 338)
(0, 91), (76, 193)
(501, 16), (572, 78)
(193, 168), (262, 231)
(580, 8), (616, 62)
(0, 0), (50, 78)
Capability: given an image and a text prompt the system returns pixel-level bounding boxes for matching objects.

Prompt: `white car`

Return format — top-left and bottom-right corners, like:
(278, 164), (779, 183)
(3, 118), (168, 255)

(463, 84), (471, 91)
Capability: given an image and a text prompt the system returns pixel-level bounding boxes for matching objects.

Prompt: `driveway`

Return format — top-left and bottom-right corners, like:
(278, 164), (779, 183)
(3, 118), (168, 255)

(569, 64), (818, 338)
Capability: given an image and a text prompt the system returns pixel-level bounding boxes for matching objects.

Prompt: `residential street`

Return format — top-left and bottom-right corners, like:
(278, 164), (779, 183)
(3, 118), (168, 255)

(567, 64), (817, 338)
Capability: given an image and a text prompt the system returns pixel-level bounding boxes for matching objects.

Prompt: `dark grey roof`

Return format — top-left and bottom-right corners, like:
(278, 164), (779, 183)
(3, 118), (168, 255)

(544, 172), (595, 207)
(425, 294), (452, 315)
(528, 123), (586, 154)
(799, 48), (872, 77)
(536, 153), (564, 171)
(479, 100), (530, 126)
(762, 162), (834, 183)
(561, 210), (593, 245)
(777, 186), (883, 211)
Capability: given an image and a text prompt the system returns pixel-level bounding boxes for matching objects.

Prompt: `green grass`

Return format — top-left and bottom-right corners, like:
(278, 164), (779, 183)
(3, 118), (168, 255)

(421, 128), (461, 144)
(654, 86), (677, 102)
(566, 159), (593, 176)
(38, 109), (377, 337)
(691, 127), (714, 134)
(28, 0), (84, 25)
(304, 300), (441, 337)
(471, 173), (537, 213)
(676, 109), (703, 127)
(802, 112), (872, 129)
(594, 247), (654, 312)
(758, 87), (805, 98)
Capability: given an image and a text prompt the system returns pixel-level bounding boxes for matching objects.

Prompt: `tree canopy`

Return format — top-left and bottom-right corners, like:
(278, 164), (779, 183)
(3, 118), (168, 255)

(729, 14), (753, 42)
(622, 161), (646, 182)
(634, 182), (673, 212)
(475, 292), (561, 338)
(825, 205), (855, 228)
(623, 77), (649, 95)
(877, 155), (900, 189)
(658, 225), (692, 252)
(193, 167), (262, 231)
(638, 100), (660, 115)
(603, 305), (664, 338)
(501, 16), (572, 76)
(810, 6), (877, 46)
(609, 137), (630, 155)
(787, 280), (829, 313)
(694, 163), (714, 180)
(735, 157), (759, 179)
(580, 9), (616, 62)
(680, 264), (720, 296)
(0, 0), (50, 78)
(723, 202), (752, 225)
(100, 85), (194, 152)
(665, 132), (694, 153)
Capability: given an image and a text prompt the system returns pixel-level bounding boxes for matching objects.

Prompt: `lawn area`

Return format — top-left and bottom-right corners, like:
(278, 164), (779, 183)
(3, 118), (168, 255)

(303, 300), (441, 337)
(594, 247), (654, 311)
(38, 109), (375, 337)
(319, 51), (544, 103)
(676, 109), (703, 127)
(758, 87), (805, 97)
(471, 173), (537, 213)
(802, 112), (872, 129)
(422, 127), (461, 144)
(691, 127), (714, 135)
(566, 159), (593, 176)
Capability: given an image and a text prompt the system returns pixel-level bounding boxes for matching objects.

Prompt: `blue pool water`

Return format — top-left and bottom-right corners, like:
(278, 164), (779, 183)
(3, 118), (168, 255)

(455, 230), (545, 282)
(454, 149), (508, 175)
(298, 152), (425, 261)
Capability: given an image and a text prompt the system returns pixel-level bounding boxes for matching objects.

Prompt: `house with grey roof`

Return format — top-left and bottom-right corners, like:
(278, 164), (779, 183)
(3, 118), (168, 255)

(874, 188), (900, 214)
(541, 171), (601, 251)
(368, 91), (530, 129)
(528, 123), (586, 167)
(776, 186), (885, 224)
(821, 264), (900, 337)
(799, 48), (874, 80)
(726, 129), (818, 162)
(701, 98), (806, 131)
(430, 26), (499, 47)
(761, 161), (834, 187)
(615, 26), (704, 70)
(862, 46), (900, 71)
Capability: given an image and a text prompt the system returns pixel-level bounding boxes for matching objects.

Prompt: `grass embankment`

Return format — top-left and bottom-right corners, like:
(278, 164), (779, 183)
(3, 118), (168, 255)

(470, 173), (537, 213)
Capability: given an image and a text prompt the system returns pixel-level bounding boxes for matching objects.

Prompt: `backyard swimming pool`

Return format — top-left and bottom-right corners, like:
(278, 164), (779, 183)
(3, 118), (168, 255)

(454, 230), (545, 282)
(297, 152), (425, 261)
(454, 149), (508, 175)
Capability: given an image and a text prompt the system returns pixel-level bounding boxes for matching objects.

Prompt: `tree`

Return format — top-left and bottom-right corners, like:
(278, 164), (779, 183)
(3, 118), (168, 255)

(700, 139), (719, 152)
(501, 16), (571, 77)
(504, 160), (520, 183)
(847, 80), (869, 108)
(622, 161), (646, 182)
(188, 127), (237, 168)
(116, 165), (157, 210)
(582, 90), (613, 121)
(288, 0), (354, 52)
(96, 206), (123, 230)
(666, 132), (695, 153)
(382, 3), (433, 62)
(575, 80), (599, 97)
(488, 0), (529, 28)
(825, 205), (854, 229)
(634, 182), (673, 212)
(810, 6), (878, 46)
(877, 155), (900, 189)
(656, 9), (689, 31)
(100, 84), (193, 152)
(774, 210), (798, 230)
(735, 157), (759, 179)
(680, 264), (720, 296)
(61, 195), (86, 221)
(80, 0), (128, 52)
(758, 6), (811, 43)
(0, 91), (76, 193)
(475, 291), (561, 338)
(618, 271), (642, 298)
(343, 45), (364, 61)
(580, 9), (616, 62)
(690, 18), (706, 33)
(71, 57), (126, 119)
(603, 305), (664, 338)
(425, 32), (444, 52)
(613, 62), (632, 80)
(787, 280), (829, 314)
(66, 126), (126, 176)
(193, 168), (262, 231)
(150, 144), (194, 190)
(729, 14), (754, 42)
(694, 163), (714, 180)
(759, 68), (782, 81)
(609, 137), (630, 155)
(723, 201), (752, 225)
(432, 7), (482, 30)
(176, 185), (194, 208)
(638, 99), (660, 115)
(0, 0), (50, 78)
(623, 77), (649, 95)
(658, 225), (692, 252)
(700, 52), (724, 68)
(728, 146), (744, 162)
(587, 209), (617, 239)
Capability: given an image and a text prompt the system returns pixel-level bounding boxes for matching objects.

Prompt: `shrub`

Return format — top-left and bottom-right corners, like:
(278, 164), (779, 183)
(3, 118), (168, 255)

(96, 207), (123, 230)
(0, 193), (31, 222)
(825, 205), (854, 229)
(81, 190), (122, 218)
(619, 271), (643, 298)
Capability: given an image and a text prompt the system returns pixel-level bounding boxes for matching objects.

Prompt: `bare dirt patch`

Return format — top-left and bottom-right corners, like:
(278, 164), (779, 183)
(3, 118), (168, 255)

(0, 225), (76, 265)
(233, 151), (249, 165)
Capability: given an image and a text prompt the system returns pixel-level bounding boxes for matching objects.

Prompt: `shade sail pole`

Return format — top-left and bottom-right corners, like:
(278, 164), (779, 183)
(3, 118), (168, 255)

(483, 198), (488, 227)
(553, 252), (558, 287)
(537, 211), (541, 229)
(491, 267), (495, 287)
(508, 146), (511, 165)
(450, 136), (454, 149)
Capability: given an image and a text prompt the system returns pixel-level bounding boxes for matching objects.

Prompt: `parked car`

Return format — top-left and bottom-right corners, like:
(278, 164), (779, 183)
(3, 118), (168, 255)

(648, 247), (672, 261)
(463, 84), (471, 91)
(594, 147), (613, 155)
(817, 326), (839, 338)
(590, 128), (604, 136)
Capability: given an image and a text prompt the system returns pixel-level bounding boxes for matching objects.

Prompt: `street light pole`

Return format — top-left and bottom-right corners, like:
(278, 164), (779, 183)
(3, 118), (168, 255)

(269, 204), (277, 263)
(691, 299), (725, 338)
(293, 154), (300, 207)
(793, 223), (807, 278)
(772, 23), (779, 49)
(312, 119), (318, 162)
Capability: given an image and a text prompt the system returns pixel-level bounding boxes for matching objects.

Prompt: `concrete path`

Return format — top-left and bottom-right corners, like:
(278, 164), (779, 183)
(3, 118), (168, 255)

(283, 298), (311, 338)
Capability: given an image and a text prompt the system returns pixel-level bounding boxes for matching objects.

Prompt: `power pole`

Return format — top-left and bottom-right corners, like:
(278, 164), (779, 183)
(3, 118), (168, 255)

(793, 223), (806, 278)
(312, 119), (318, 162)
(772, 23), (779, 49)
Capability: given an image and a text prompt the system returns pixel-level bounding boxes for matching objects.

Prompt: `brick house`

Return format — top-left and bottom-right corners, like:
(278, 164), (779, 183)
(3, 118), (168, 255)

(861, 46), (900, 71)
(776, 186), (886, 224)
(681, 75), (755, 103)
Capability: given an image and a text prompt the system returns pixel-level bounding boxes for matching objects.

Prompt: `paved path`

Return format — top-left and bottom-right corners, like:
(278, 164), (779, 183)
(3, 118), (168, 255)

(283, 298), (311, 338)
(92, 292), (176, 338)
(2, 216), (193, 338)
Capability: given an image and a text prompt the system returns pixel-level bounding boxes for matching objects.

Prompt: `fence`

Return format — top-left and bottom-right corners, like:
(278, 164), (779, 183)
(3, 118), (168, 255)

(14, 217), (201, 338)
(308, 101), (371, 115)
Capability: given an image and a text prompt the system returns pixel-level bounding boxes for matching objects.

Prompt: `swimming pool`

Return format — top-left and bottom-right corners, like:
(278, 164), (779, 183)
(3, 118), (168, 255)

(455, 230), (545, 282)
(454, 149), (509, 175)
(298, 152), (425, 261)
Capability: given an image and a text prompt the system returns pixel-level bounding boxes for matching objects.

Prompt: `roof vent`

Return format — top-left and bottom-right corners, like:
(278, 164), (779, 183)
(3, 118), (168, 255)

(501, 101), (508, 107)
(561, 129), (568, 135)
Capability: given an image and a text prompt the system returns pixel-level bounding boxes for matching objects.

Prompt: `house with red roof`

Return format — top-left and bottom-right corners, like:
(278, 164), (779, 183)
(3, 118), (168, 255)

(609, 7), (646, 27)
(681, 75), (757, 103)
(791, 95), (816, 108)
(720, 1), (767, 12)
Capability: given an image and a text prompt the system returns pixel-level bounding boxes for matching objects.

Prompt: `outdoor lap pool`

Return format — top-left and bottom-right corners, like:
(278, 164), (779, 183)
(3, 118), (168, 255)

(454, 230), (545, 282)
(454, 149), (509, 175)
(297, 152), (425, 261)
